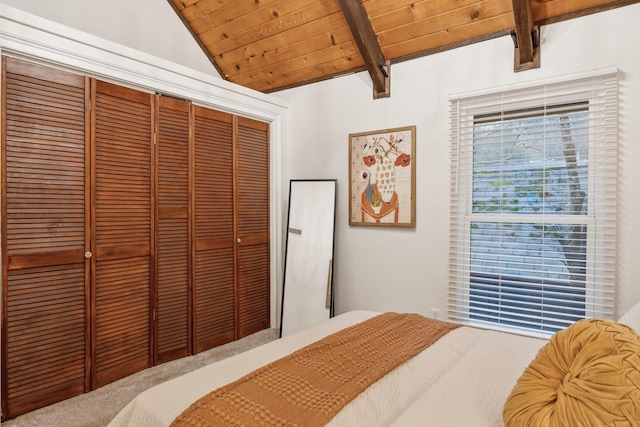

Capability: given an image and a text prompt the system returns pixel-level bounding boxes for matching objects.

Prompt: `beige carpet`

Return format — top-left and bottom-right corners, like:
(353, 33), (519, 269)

(2, 328), (279, 427)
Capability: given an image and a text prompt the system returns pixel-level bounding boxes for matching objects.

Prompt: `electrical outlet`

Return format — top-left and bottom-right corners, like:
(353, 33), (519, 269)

(430, 308), (441, 320)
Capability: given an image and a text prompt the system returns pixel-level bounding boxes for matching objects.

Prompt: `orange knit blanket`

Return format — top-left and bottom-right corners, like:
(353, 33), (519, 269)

(171, 312), (460, 427)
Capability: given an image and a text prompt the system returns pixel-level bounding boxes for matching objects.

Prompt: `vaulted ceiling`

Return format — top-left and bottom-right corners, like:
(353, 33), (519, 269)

(168, 0), (638, 97)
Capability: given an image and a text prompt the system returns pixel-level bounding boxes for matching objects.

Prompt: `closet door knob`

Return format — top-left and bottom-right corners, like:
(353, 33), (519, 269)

(237, 238), (242, 243)
(84, 251), (93, 259)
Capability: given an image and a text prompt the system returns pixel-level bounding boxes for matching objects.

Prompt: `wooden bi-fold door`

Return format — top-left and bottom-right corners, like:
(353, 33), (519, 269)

(191, 109), (271, 352)
(163, 105), (271, 355)
(1, 56), (270, 419)
(1, 58), (155, 418)
(155, 96), (191, 363)
(236, 117), (270, 338)
(192, 106), (236, 353)
(1, 56), (91, 419)
(91, 80), (154, 388)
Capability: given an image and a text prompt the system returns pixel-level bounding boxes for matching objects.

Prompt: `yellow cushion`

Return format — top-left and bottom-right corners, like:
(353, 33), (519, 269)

(503, 319), (640, 426)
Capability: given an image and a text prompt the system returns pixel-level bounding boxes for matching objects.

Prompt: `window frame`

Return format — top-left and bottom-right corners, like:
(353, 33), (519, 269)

(448, 69), (618, 337)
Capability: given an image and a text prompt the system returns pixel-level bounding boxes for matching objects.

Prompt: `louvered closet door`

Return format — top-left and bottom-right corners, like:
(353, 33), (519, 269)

(236, 117), (270, 338)
(1, 57), (90, 418)
(92, 80), (153, 387)
(192, 106), (235, 353)
(156, 96), (191, 363)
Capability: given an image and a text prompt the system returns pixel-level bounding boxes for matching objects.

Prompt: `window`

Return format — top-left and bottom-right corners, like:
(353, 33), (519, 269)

(449, 70), (618, 336)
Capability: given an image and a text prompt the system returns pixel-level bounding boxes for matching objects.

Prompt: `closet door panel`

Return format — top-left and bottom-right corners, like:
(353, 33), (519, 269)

(236, 118), (270, 338)
(156, 96), (191, 363)
(2, 57), (90, 418)
(92, 80), (153, 387)
(192, 106), (235, 353)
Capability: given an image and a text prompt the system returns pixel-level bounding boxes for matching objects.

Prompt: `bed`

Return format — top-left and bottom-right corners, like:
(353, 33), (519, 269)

(109, 307), (640, 426)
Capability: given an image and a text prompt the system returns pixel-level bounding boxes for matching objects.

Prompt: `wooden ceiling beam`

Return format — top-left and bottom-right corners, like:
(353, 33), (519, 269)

(337, 0), (390, 98)
(511, 0), (540, 71)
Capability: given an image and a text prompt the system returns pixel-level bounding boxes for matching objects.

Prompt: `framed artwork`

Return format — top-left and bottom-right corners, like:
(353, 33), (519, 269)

(349, 125), (416, 227)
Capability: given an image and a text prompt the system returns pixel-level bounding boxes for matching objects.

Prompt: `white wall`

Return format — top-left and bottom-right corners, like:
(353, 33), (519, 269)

(274, 4), (640, 319)
(0, 0), (217, 76)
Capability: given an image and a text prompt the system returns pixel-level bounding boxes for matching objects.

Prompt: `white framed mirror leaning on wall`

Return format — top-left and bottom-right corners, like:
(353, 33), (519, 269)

(280, 179), (337, 337)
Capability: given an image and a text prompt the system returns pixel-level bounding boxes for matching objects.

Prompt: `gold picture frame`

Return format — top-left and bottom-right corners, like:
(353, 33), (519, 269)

(349, 125), (416, 227)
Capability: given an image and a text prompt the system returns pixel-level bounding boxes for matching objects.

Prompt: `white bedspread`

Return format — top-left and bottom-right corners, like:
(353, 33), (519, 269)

(109, 311), (547, 426)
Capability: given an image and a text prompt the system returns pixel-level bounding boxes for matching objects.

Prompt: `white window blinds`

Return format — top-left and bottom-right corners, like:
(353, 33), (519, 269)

(448, 69), (618, 336)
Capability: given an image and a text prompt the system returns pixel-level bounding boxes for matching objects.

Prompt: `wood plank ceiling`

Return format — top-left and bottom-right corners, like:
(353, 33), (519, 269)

(168, 0), (638, 97)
